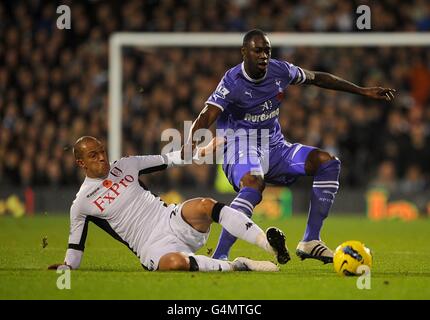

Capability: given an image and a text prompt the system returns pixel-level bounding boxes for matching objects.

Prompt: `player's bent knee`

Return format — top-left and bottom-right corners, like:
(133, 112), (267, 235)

(199, 198), (217, 214)
(317, 150), (336, 164)
(158, 253), (190, 271)
(306, 150), (340, 175)
(240, 174), (265, 192)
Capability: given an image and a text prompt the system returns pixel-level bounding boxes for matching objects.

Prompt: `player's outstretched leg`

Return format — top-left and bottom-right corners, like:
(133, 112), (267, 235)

(297, 150), (341, 264)
(158, 252), (278, 272)
(213, 175), (264, 260)
(190, 255), (278, 272)
(211, 202), (291, 263)
(230, 257), (279, 272)
(180, 198), (289, 265)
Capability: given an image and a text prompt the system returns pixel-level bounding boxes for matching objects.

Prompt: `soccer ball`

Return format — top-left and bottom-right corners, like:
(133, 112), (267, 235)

(333, 240), (373, 276)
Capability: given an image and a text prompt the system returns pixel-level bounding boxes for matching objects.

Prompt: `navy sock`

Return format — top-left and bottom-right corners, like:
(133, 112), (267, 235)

(303, 158), (341, 241)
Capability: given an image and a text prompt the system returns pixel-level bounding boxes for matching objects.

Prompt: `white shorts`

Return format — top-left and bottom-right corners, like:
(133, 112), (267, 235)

(140, 201), (210, 271)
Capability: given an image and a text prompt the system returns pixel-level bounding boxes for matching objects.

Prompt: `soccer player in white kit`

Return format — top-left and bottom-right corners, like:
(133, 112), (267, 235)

(48, 136), (290, 272)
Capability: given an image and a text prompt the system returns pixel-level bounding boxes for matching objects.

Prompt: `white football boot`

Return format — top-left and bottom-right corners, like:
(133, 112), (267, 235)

(296, 240), (333, 264)
(231, 257), (280, 272)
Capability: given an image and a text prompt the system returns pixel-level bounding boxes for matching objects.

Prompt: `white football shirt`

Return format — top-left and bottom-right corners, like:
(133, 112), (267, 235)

(65, 153), (179, 268)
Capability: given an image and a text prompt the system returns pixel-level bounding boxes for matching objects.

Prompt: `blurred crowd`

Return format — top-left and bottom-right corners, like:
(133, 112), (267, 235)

(1, 0), (430, 197)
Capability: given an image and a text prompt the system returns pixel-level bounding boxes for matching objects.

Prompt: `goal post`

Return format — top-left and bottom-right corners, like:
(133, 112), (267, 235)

(108, 32), (430, 161)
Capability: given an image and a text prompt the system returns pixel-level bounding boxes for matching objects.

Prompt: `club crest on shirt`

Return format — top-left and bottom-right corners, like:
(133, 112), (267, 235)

(275, 79), (285, 101)
(110, 166), (123, 178)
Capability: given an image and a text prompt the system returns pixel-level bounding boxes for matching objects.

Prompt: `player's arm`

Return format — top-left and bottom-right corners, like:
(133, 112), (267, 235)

(122, 124), (224, 174)
(48, 206), (87, 270)
(181, 104), (222, 160)
(300, 69), (396, 101)
(131, 133), (223, 174)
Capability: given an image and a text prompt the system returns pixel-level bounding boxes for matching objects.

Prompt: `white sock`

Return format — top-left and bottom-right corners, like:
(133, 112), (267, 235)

(190, 255), (232, 272)
(218, 206), (274, 255)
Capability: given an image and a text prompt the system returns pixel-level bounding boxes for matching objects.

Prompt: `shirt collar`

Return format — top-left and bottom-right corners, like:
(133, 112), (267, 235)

(85, 175), (107, 183)
(241, 62), (267, 83)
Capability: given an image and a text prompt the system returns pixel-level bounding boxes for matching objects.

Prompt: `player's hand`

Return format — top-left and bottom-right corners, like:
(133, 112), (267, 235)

(196, 136), (225, 158)
(361, 87), (396, 101)
(48, 263), (71, 270)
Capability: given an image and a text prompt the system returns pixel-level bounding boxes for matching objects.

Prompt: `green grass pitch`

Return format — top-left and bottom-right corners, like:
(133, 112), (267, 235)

(0, 214), (429, 300)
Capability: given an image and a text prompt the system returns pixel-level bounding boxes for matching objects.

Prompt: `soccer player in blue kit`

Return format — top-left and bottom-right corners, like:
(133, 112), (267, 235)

(183, 29), (395, 263)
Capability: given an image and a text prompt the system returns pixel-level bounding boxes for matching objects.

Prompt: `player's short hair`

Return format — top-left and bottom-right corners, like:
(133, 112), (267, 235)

(73, 136), (99, 159)
(242, 29), (268, 47)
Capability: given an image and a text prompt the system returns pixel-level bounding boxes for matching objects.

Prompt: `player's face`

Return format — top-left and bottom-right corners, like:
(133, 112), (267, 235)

(78, 141), (110, 179)
(242, 35), (271, 78)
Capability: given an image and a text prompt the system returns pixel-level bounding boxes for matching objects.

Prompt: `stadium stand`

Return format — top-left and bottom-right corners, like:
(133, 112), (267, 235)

(0, 0), (429, 199)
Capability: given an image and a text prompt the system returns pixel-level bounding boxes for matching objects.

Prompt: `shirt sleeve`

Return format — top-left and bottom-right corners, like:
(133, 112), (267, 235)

(67, 204), (89, 251)
(125, 153), (185, 175)
(65, 248), (83, 270)
(205, 73), (234, 112)
(281, 61), (306, 85)
(65, 204), (88, 269)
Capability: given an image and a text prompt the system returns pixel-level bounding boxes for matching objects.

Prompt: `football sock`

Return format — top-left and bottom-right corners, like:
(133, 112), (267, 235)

(212, 187), (262, 259)
(303, 158), (341, 241)
(211, 203), (274, 255)
(189, 255), (232, 272)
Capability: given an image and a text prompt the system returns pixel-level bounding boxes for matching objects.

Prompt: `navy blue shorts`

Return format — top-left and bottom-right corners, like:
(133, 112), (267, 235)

(222, 140), (316, 191)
